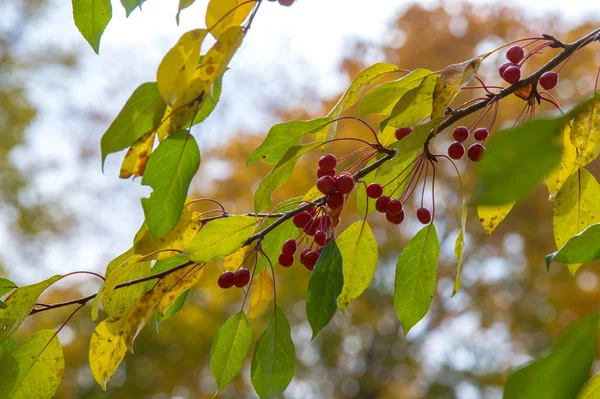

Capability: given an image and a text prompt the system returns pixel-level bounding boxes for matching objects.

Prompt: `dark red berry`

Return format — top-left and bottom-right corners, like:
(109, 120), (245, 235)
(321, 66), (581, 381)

(473, 127), (489, 141)
(314, 230), (327, 246)
(317, 175), (336, 195)
(300, 248), (311, 264)
(315, 214), (332, 230)
(278, 253), (294, 267)
(448, 141), (465, 160)
(395, 127), (412, 141)
(453, 126), (469, 142)
(233, 268), (251, 288)
(218, 272), (235, 289)
(303, 250), (320, 271)
(336, 174), (355, 194)
(386, 209), (405, 224)
(327, 192), (345, 209)
(503, 65), (521, 84)
(506, 45), (525, 64)
(317, 168), (336, 178)
(318, 154), (337, 171)
(282, 238), (297, 255)
(304, 219), (318, 236)
(366, 183), (383, 199)
(539, 71), (559, 90)
(498, 62), (514, 79)
(375, 196), (391, 213)
(293, 211), (312, 228)
(303, 203), (317, 216)
(468, 143), (486, 162)
(278, 0), (294, 6)
(386, 199), (403, 216)
(416, 207), (432, 224)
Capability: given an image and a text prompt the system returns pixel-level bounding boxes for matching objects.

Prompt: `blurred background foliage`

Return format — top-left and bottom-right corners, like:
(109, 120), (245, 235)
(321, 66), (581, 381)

(3, 1), (600, 398)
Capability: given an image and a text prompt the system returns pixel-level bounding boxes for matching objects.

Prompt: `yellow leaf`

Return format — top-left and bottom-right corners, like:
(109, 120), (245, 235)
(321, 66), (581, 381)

(477, 203), (514, 236)
(89, 264), (200, 389)
(197, 26), (244, 89)
(119, 131), (155, 179)
(248, 269), (273, 319)
(301, 185), (322, 202)
(570, 97), (600, 167)
(553, 168), (600, 274)
(156, 29), (208, 106)
(431, 56), (483, 132)
(546, 124), (577, 200)
(222, 244), (255, 272)
(452, 199), (467, 296)
(157, 265), (203, 315)
(156, 105), (173, 141)
(206, 0), (254, 39)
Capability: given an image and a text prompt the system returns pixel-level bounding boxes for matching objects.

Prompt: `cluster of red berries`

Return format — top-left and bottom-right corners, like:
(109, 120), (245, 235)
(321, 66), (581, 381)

(447, 126), (486, 161)
(218, 268), (251, 289)
(365, 182), (432, 225)
(499, 45), (559, 90)
(316, 154), (355, 209)
(266, 0), (294, 6)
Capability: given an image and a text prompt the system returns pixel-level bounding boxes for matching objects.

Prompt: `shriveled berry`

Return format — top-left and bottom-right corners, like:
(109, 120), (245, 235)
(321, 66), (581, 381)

(278, 0), (294, 6)
(317, 168), (336, 178)
(468, 143), (486, 162)
(386, 199), (403, 216)
(303, 250), (320, 271)
(317, 175), (336, 194)
(282, 238), (297, 255)
(386, 209), (405, 224)
(318, 154), (337, 171)
(473, 127), (489, 141)
(327, 192), (345, 209)
(278, 253), (294, 267)
(375, 196), (391, 213)
(453, 126), (469, 142)
(314, 230), (327, 246)
(366, 183), (383, 198)
(498, 62), (514, 79)
(233, 268), (251, 288)
(503, 65), (521, 84)
(218, 272), (235, 289)
(336, 174), (355, 194)
(506, 45), (525, 64)
(395, 127), (412, 141)
(448, 141), (465, 160)
(300, 248), (311, 264)
(416, 207), (432, 224)
(539, 71), (559, 90)
(293, 211), (312, 228)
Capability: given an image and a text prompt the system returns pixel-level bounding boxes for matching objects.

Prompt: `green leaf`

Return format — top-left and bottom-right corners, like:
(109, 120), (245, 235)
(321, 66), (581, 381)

(254, 142), (321, 212)
(248, 118), (332, 166)
(72, 0), (112, 54)
(176, 0), (196, 24)
(504, 315), (598, 399)
(394, 224), (440, 335)
(472, 118), (564, 205)
(141, 130), (200, 238)
(547, 223), (600, 268)
(306, 240), (343, 339)
(186, 216), (258, 263)
(578, 373), (600, 399)
(0, 278), (17, 298)
(104, 259), (151, 316)
(0, 337), (16, 361)
(0, 330), (64, 399)
(120, 0), (146, 16)
(0, 275), (62, 343)
(336, 221), (378, 311)
(452, 199), (467, 296)
(0, 301), (5, 310)
(251, 305), (295, 399)
(210, 311), (252, 391)
(381, 74), (439, 131)
(151, 290), (188, 332)
(570, 97), (600, 168)
(357, 69), (432, 116)
(100, 82), (167, 167)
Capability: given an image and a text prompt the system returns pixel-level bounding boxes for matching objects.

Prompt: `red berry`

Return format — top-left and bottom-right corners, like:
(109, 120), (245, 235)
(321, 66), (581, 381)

(416, 207), (432, 224)
(278, 0), (294, 6)
(453, 126), (469, 142)
(336, 174), (355, 194)
(304, 219), (318, 236)
(375, 195), (391, 213)
(293, 211), (312, 228)
(386, 209), (405, 224)
(448, 141), (465, 160)
(317, 175), (336, 195)
(386, 199), (403, 216)
(218, 272), (235, 289)
(503, 65), (521, 84)
(317, 168), (336, 178)
(468, 143), (486, 162)
(314, 230), (327, 246)
(498, 62), (514, 79)
(315, 214), (332, 230)
(300, 248), (311, 264)
(303, 250), (320, 271)
(318, 154), (337, 171)
(366, 183), (383, 199)
(303, 203), (317, 216)
(282, 238), (297, 255)
(278, 253), (294, 267)
(473, 127), (489, 141)
(233, 268), (251, 288)
(506, 45), (525, 64)
(539, 71), (559, 90)
(395, 127), (412, 141)
(327, 192), (345, 209)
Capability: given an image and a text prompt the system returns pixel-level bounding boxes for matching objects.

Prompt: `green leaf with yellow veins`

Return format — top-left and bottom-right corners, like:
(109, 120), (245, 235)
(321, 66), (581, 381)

(72, 0), (112, 54)
(381, 74), (438, 131)
(477, 203), (514, 236)
(186, 216), (258, 263)
(546, 124), (577, 200)
(206, 0), (254, 39)
(570, 97), (600, 168)
(0, 330), (64, 399)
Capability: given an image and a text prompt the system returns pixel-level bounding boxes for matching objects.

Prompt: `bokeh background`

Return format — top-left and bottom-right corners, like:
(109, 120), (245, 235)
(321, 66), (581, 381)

(2, 0), (600, 398)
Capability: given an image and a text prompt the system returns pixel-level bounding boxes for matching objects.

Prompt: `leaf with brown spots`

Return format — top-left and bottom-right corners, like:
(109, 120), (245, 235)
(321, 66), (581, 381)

(477, 203), (514, 236)
(206, 0), (254, 39)
(119, 131), (156, 179)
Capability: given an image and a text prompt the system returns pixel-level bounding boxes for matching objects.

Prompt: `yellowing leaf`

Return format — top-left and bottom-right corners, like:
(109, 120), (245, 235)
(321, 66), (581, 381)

(119, 131), (155, 179)
(157, 265), (203, 315)
(206, 0), (254, 39)
(546, 124), (577, 200)
(301, 185), (322, 202)
(223, 245), (250, 272)
(381, 75), (439, 130)
(452, 199), (467, 296)
(553, 168), (600, 274)
(104, 259), (150, 317)
(477, 203), (514, 236)
(156, 105), (173, 141)
(157, 29), (208, 106)
(571, 97), (600, 167)
(248, 269), (273, 319)
(197, 26), (244, 89)
(578, 373), (600, 399)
